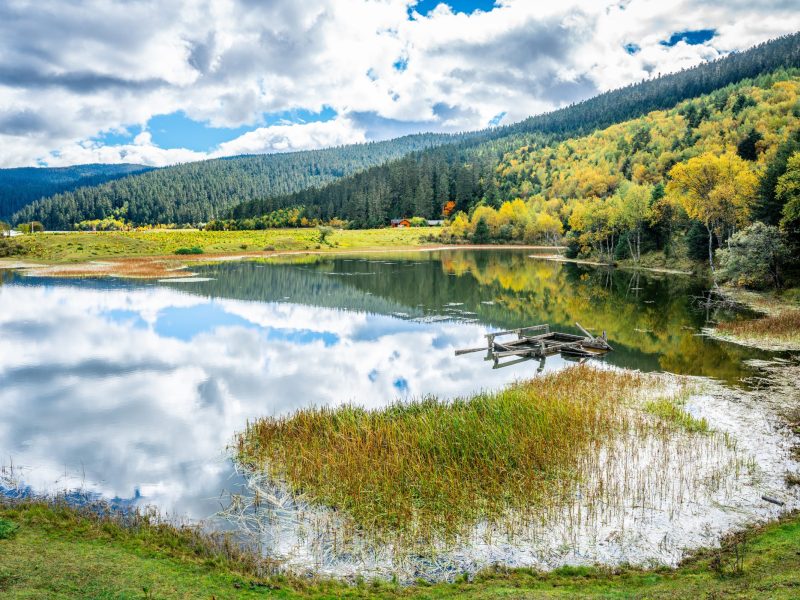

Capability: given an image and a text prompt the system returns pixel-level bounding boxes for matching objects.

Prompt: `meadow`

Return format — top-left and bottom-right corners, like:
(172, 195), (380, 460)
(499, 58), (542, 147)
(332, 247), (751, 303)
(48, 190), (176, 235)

(4, 227), (442, 263)
(3, 473), (799, 598)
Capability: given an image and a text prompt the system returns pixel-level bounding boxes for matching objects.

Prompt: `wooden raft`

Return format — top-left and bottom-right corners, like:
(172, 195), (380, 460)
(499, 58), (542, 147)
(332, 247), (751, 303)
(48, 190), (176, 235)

(455, 322), (613, 366)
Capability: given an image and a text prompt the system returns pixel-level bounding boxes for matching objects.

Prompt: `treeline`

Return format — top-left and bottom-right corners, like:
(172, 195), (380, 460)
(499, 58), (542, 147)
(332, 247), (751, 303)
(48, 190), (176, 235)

(11, 133), (468, 229)
(232, 140), (524, 227)
(0, 163), (151, 221)
(232, 33), (800, 225)
(205, 206), (346, 230)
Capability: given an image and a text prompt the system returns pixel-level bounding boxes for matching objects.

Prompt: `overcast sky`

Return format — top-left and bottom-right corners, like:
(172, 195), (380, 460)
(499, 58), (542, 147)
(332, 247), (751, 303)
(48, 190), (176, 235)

(0, 0), (798, 168)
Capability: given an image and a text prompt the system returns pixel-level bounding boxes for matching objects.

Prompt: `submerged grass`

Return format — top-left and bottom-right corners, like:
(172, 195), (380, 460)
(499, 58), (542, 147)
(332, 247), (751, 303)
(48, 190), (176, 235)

(643, 395), (709, 433)
(236, 366), (657, 541)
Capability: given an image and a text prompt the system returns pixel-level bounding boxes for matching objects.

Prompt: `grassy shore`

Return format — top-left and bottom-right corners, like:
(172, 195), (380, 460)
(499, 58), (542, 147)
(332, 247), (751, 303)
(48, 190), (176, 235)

(716, 310), (800, 351)
(2, 227), (440, 263)
(708, 286), (800, 351)
(2, 501), (799, 599)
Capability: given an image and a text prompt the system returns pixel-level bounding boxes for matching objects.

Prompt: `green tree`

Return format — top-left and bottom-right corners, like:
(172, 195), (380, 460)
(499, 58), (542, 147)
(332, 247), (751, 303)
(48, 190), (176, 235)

(755, 131), (800, 225)
(717, 222), (789, 289)
(472, 217), (490, 244)
(777, 152), (800, 250)
(736, 128), (762, 161)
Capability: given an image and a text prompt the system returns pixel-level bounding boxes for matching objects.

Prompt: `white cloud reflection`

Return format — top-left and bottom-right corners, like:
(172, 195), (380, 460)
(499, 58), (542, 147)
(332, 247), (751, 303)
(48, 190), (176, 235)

(0, 280), (556, 517)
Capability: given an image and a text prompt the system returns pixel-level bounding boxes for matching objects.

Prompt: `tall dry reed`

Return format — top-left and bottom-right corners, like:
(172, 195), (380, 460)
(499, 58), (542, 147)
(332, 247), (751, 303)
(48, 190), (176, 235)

(235, 366), (652, 541)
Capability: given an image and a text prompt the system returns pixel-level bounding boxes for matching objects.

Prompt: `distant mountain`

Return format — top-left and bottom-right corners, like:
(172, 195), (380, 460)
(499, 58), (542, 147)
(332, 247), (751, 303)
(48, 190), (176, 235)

(11, 134), (469, 229)
(0, 163), (153, 221)
(14, 32), (800, 229)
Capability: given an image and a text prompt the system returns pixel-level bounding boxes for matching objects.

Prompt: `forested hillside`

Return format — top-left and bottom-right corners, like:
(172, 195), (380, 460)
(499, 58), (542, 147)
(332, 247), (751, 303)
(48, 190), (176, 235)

(12, 133), (468, 229)
(442, 72), (799, 279)
(231, 33), (800, 227)
(0, 163), (151, 221)
(14, 33), (800, 230)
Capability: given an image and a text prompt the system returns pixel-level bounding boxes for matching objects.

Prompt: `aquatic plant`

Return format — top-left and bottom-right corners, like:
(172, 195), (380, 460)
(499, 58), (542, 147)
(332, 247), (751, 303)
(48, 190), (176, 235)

(717, 310), (800, 347)
(235, 366), (695, 545)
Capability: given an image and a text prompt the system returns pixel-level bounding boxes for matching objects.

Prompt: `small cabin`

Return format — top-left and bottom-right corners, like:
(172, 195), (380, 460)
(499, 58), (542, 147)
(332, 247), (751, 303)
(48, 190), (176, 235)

(391, 218), (412, 228)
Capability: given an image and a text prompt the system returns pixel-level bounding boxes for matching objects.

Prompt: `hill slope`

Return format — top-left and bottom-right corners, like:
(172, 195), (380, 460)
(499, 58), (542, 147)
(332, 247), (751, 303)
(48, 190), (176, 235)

(11, 134), (468, 229)
(230, 33), (800, 226)
(439, 72), (799, 261)
(0, 163), (152, 221)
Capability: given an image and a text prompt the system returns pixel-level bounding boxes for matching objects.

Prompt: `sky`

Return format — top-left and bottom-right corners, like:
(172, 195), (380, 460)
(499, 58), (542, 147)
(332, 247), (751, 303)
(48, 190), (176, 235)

(0, 0), (798, 168)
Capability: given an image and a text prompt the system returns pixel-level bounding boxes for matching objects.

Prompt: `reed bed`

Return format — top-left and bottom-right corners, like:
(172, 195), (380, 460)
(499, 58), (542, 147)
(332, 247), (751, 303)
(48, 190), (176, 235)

(718, 310), (800, 337)
(236, 367), (666, 543)
(716, 310), (800, 350)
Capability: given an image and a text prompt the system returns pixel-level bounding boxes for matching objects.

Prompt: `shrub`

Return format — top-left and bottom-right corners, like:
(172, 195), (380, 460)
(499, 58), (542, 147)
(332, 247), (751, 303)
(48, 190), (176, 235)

(0, 238), (24, 257)
(717, 222), (789, 289)
(472, 217), (490, 244)
(174, 246), (204, 255)
(0, 517), (18, 539)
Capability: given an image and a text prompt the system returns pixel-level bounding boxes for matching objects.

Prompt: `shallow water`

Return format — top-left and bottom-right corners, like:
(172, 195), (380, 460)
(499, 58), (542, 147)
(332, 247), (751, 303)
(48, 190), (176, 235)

(0, 249), (792, 576)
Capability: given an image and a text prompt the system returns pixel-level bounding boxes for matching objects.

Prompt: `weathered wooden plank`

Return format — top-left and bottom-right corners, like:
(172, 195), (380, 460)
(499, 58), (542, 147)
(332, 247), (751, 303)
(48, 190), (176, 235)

(454, 346), (489, 356)
(575, 322), (595, 340)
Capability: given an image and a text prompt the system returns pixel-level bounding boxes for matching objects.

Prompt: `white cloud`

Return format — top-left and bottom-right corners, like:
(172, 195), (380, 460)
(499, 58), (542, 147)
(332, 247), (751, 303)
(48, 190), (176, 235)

(0, 0), (797, 167)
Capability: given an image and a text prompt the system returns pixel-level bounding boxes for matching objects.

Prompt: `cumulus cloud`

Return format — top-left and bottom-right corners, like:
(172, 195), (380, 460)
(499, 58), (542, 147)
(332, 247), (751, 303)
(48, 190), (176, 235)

(0, 0), (797, 167)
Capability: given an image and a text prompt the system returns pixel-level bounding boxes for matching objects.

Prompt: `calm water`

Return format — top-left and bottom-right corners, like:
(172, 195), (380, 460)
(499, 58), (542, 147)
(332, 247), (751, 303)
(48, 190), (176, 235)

(0, 250), (770, 521)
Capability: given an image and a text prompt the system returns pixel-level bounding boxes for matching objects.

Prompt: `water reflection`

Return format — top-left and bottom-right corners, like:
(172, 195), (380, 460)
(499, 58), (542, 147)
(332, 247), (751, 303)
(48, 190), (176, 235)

(0, 250), (770, 523)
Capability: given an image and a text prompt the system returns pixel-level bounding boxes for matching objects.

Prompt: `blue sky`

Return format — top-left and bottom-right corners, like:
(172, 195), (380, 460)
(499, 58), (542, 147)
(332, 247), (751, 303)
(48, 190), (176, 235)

(98, 107), (338, 152)
(0, 0), (796, 168)
(412, 1), (498, 16)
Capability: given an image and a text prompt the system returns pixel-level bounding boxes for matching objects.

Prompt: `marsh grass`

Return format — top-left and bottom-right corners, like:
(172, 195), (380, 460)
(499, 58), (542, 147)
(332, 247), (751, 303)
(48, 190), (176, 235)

(236, 367), (671, 544)
(643, 394), (709, 433)
(717, 310), (800, 345)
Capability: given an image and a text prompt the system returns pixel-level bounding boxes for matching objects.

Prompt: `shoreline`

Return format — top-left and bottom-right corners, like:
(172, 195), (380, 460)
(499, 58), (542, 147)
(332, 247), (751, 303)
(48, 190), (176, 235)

(532, 254), (696, 276)
(1, 243), (564, 279)
(703, 286), (800, 352)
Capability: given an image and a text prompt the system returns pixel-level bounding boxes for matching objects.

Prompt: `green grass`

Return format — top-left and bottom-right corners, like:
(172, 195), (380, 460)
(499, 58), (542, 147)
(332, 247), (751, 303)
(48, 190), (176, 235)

(643, 397), (709, 433)
(2, 501), (799, 598)
(0, 517), (18, 539)
(4, 228), (440, 263)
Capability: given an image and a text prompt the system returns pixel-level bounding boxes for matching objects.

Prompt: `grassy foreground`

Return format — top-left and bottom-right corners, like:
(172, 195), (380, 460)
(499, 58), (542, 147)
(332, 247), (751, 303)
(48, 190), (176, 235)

(1, 502), (799, 599)
(3, 228), (440, 263)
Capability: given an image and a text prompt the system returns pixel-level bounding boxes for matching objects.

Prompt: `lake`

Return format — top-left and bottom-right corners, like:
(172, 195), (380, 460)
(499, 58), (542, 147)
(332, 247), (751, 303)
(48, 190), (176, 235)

(0, 249), (789, 576)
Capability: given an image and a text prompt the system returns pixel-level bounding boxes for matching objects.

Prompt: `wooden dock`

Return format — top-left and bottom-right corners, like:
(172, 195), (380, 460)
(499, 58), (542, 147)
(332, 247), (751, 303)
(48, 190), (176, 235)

(455, 323), (613, 367)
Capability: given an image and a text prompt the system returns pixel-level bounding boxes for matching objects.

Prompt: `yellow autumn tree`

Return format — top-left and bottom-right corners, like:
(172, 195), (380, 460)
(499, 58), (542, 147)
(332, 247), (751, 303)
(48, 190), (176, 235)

(666, 152), (758, 267)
